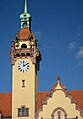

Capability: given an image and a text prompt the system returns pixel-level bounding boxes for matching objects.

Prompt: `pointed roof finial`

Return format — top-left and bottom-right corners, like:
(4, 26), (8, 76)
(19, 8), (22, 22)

(24, 0), (28, 14)
(20, 0), (31, 28)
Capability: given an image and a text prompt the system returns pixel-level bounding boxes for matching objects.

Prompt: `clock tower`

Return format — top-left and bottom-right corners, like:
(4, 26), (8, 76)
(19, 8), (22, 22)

(10, 0), (41, 119)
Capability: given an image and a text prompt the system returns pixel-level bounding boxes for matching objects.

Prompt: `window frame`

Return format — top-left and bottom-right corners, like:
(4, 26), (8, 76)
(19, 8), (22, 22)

(18, 106), (29, 117)
(21, 44), (27, 48)
(51, 107), (67, 119)
(22, 80), (25, 88)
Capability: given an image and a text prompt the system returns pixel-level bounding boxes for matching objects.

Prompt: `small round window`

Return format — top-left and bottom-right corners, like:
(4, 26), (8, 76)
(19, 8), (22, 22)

(21, 44), (27, 48)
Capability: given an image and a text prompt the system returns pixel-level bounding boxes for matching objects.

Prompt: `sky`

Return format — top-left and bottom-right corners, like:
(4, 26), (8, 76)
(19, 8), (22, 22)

(0, 0), (83, 93)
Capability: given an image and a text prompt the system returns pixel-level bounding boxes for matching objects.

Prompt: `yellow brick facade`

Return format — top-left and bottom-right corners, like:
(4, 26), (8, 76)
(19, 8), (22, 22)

(12, 58), (36, 119)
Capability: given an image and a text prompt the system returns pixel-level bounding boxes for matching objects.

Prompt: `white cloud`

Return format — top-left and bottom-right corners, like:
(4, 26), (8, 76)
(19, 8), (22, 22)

(78, 60), (83, 66)
(68, 41), (83, 66)
(78, 25), (83, 29)
(76, 33), (83, 37)
(68, 41), (77, 49)
(76, 46), (83, 59)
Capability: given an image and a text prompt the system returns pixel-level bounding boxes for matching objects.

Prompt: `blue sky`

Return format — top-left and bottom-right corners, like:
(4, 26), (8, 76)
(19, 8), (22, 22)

(0, 0), (83, 93)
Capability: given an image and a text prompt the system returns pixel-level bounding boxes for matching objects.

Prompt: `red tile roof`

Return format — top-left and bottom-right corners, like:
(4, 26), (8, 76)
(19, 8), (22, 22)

(0, 94), (12, 117)
(68, 90), (83, 110)
(0, 91), (83, 117)
(18, 28), (30, 40)
(36, 92), (50, 111)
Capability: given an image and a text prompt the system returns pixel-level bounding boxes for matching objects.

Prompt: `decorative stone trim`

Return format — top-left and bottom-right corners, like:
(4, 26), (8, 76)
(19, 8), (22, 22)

(51, 107), (67, 119)
(10, 31), (41, 67)
(67, 117), (78, 119)
(80, 110), (83, 117)
(10, 44), (41, 67)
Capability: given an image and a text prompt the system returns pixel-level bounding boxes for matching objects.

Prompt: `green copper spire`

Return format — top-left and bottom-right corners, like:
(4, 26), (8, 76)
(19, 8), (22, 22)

(24, 0), (28, 14)
(20, 0), (31, 29)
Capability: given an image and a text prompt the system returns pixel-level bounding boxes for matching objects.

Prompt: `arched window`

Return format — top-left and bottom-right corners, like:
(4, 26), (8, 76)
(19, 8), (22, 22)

(22, 107), (25, 116)
(18, 106), (29, 117)
(21, 44), (27, 48)
(51, 107), (67, 119)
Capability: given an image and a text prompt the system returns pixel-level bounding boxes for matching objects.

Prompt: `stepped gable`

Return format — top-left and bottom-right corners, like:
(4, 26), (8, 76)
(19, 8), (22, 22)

(36, 78), (83, 112)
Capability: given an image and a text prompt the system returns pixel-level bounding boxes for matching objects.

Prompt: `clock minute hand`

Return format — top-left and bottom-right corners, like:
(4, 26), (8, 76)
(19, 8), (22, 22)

(23, 63), (29, 67)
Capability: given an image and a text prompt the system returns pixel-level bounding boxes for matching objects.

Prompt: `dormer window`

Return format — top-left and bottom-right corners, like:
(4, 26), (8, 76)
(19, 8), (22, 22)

(21, 44), (27, 48)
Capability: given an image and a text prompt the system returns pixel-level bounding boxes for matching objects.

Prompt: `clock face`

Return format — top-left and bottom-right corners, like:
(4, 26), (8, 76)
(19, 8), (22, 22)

(18, 60), (30, 73)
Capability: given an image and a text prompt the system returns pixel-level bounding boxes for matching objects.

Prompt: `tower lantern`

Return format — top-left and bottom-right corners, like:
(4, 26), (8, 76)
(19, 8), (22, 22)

(20, 0), (31, 29)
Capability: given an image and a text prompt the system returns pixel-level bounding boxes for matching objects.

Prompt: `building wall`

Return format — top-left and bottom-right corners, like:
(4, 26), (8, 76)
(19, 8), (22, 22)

(12, 58), (36, 119)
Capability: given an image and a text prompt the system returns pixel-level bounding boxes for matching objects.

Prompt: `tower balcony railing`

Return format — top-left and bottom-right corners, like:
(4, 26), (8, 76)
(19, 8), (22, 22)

(14, 48), (34, 58)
